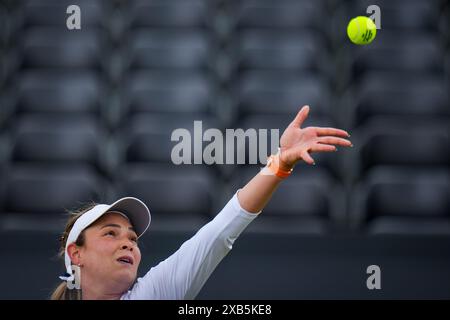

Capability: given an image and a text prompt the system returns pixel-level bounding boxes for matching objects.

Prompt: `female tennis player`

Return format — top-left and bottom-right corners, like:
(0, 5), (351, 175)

(51, 105), (352, 300)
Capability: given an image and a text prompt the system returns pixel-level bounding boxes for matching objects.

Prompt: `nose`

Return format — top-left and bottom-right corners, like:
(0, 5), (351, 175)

(121, 242), (134, 251)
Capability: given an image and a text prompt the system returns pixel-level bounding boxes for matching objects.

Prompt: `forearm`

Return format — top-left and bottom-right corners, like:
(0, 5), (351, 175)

(237, 170), (285, 214)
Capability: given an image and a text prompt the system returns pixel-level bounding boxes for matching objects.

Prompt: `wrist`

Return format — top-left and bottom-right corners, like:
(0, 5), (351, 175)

(264, 149), (293, 179)
(278, 147), (295, 171)
(279, 157), (294, 172)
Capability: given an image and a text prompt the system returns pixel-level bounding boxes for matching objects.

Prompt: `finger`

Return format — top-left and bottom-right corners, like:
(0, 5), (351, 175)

(310, 144), (337, 153)
(312, 127), (350, 138)
(290, 105), (310, 128)
(300, 149), (315, 165)
(317, 136), (353, 147)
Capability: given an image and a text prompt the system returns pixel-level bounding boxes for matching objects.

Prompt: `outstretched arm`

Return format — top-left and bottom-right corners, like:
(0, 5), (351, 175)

(124, 105), (353, 300)
(237, 105), (353, 213)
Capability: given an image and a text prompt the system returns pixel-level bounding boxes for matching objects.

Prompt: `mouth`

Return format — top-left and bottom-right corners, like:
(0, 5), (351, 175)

(116, 256), (134, 266)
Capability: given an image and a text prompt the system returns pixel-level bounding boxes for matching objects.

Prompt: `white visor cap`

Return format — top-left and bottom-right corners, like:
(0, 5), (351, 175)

(60, 197), (151, 282)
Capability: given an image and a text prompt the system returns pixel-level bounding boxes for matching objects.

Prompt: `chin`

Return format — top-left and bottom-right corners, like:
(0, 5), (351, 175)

(115, 269), (137, 286)
(124, 270), (137, 281)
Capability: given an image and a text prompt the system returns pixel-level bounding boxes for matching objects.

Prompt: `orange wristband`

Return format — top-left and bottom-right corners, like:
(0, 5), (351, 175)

(266, 153), (293, 179)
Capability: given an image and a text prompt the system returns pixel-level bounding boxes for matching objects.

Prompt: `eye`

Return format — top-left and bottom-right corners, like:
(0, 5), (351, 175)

(130, 236), (138, 243)
(105, 230), (116, 237)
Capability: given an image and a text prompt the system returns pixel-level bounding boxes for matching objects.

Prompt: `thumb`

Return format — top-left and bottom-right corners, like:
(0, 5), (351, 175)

(290, 105), (310, 128)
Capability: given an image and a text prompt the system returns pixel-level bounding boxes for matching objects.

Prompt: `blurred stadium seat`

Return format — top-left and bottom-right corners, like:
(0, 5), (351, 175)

(233, 0), (326, 30)
(129, 0), (211, 29)
(350, 167), (450, 235)
(233, 30), (330, 74)
(0, 165), (108, 231)
(9, 114), (107, 171)
(14, 71), (103, 114)
(351, 34), (445, 75)
(20, 28), (105, 69)
(115, 164), (216, 233)
(350, 0), (443, 31)
(229, 166), (346, 234)
(123, 71), (214, 115)
(356, 117), (449, 173)
(128, 30), (211, 70)
(18, 0), (107, 29)
(348, 72), (448, 127)
(117, 113), (220, 165)
(237, 71), (331, 117)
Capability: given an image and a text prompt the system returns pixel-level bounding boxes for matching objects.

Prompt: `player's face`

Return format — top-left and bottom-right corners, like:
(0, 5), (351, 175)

(80, 212), (142, 291)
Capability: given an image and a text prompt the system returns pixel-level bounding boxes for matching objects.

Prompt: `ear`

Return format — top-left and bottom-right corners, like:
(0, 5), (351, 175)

(67, 243), (82, 265)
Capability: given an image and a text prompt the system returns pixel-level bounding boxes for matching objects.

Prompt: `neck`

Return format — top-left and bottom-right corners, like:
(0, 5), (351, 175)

(81, 288), (122, 300)
(80, 273), (128, 300)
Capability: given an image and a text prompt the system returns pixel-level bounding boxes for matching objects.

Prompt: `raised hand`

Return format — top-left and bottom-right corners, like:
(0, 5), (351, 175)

(279, 105), (353, 168)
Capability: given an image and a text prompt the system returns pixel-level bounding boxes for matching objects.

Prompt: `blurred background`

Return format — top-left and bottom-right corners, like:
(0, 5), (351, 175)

(0, 0), (449, 299)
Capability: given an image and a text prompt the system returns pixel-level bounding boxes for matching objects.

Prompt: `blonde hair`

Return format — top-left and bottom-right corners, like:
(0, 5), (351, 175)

(50, 202), (97, 300)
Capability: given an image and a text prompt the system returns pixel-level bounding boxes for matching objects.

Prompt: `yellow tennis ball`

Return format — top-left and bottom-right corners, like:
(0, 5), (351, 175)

(347, 16), (377, 45)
